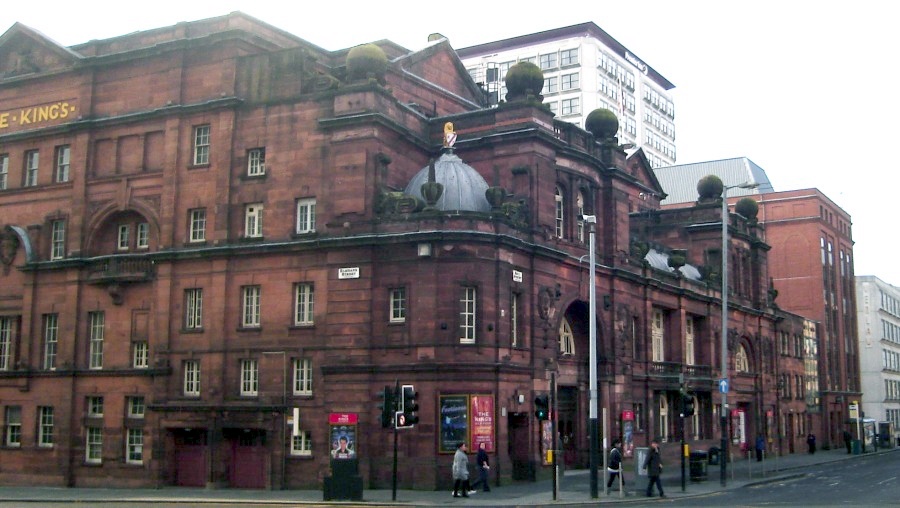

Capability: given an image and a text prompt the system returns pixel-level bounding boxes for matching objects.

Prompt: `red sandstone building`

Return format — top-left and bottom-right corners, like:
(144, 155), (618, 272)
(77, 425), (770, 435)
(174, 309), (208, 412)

(0, 13), (805, 490)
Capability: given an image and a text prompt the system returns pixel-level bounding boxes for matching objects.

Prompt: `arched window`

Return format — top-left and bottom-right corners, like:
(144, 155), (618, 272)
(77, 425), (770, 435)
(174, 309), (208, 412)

(735, 344), (750, 373)
(555, 186), (564, 239)
(559, 318), (575, 355)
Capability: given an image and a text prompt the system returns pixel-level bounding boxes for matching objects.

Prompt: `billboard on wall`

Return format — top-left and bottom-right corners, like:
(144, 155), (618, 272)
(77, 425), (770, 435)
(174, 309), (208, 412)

(439, 395), (469, 454)
(439, 394), (496, 454)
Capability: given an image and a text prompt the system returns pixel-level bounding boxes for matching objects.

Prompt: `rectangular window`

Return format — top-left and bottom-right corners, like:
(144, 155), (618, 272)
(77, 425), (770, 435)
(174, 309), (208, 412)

(460, 286), (477, 344)
(244, 203), (263, 238)
(561, 98), (580, 116)
(117, 224), (130, 250)
(136, 222), (149, 249)
(651, 308), (665, 362)
(560, 48), (578, 66)
(291, 430), (312, 456)
(189, 208), (206, 243)
(88, 311), (104, 369)
(247, 148), (266, 176)
(0, 153), (8, 189)
(86, 427), (103, 463)
(54, 145), (70, 183)
(542, 77), (558, 94)
(38, 406), (54, 447)
(0, 317), (11, 371)
(561, 73), (579, 90)
(25, 150), (39, 186)
(87, 396), (104, 417)
(242, 286), (261, 328)
(133, 341), (149, 368)
(50, 219), (66, 260)
(4, 406), (21, 447)
(127, 396), (145, 419)
(184, 360), (201, 396)
(295, 198), (316, 234)
(539, 52), (557, 70)
(184, 288), (203, 330)
(43, 313), (59, 370)
(685, 316), (696, 365)
(240, 359), (259, 396)
(294, 283), (314, 326)
(126, 428), (143, 464)
(389, 287), (406, 323)
(193, 125), (210, 165)
(547, 101), (558, 115)
(293, 358), (313, 396)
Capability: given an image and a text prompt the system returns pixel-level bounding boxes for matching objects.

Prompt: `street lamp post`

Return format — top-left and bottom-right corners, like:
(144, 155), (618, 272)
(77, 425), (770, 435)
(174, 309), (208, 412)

(719, 182), (758, 487)
(583, 214), (599, 498)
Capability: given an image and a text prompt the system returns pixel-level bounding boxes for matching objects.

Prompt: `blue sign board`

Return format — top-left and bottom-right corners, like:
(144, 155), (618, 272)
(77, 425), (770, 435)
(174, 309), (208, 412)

(718, 379), (729, 394)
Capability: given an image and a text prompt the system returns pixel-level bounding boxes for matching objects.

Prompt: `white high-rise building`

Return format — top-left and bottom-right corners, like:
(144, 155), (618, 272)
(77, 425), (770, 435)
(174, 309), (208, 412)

(457, 22), (676, 168)
(855, 275), (900, 441)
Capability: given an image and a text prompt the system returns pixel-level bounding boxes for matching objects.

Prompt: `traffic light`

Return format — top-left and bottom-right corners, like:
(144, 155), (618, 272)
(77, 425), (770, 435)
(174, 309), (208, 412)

(682, 394), (695, 417)
(534, 394), (549, 420)
(377, 385), (397, 428)
(398, 384), (419, 428)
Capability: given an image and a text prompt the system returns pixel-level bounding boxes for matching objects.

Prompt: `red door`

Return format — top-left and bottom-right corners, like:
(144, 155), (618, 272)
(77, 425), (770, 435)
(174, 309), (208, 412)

(228, 430), (267, 489)
(173, 429), (207, 487)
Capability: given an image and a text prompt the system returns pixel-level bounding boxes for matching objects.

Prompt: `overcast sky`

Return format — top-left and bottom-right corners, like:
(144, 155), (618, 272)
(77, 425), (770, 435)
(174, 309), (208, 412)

(5, 1), (899, 285)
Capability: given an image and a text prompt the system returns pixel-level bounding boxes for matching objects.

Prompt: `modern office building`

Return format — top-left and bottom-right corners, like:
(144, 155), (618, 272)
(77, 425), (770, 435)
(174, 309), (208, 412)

(457, 22), (677, 169)
(1, 13), (803, 491)
(855, 276), (900, 443)
(657, 159), (861, 449)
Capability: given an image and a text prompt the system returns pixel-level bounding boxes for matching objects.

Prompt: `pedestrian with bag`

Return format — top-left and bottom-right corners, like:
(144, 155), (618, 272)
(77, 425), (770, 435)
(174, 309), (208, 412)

(469, 442), (491, 492)
(606, 439), (624, 493)
(452, 442), (474, 498)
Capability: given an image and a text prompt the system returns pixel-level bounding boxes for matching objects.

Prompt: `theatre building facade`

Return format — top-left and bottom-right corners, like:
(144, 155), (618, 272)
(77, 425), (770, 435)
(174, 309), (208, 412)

(0, 14), (808, 490)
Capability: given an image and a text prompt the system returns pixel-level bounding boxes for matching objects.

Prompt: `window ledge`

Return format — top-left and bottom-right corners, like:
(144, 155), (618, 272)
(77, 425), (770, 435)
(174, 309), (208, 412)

(240, 173), (268, 182)
(237, 327), (263, 333)
(181, 328), (205, 334)
(188, 164), (210, 170)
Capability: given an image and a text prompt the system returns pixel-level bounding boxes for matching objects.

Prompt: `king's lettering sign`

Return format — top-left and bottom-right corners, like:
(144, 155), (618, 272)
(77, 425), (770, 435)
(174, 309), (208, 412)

(0, 101), (78, 131)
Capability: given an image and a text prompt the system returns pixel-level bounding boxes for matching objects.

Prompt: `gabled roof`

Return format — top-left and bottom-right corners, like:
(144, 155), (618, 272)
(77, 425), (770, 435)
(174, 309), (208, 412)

(625, 148), (668, 199)
(654, 157), (776, 205)
(0, 22), (83, 79)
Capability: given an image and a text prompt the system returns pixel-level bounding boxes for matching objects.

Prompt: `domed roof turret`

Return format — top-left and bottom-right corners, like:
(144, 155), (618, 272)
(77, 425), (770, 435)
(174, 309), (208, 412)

(404, 152), (490, 213)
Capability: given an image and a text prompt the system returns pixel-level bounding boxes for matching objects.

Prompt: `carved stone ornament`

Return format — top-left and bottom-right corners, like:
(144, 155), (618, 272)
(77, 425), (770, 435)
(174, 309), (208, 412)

(0, 226), (20, 272)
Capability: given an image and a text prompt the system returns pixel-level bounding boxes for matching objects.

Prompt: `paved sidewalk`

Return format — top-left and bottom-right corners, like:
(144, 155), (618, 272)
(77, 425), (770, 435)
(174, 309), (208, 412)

(0, 446), (896, 506)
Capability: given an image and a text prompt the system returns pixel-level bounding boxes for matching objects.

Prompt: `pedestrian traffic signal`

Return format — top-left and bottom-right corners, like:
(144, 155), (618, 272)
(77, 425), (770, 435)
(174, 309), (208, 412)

(682, 394), (695, 417)
(398, 384), (419, 428)
(377, 385), (397, 428)
(534, 394), (549, 420)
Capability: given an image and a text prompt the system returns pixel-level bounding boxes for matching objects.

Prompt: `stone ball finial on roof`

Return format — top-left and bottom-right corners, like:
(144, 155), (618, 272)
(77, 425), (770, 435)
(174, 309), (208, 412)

(697, 174), (724, 201)
(735, 197), (759, 222)
(504, 61), (544, 102)
(585, 109), (619, 141)
(346, 44), (388, 81)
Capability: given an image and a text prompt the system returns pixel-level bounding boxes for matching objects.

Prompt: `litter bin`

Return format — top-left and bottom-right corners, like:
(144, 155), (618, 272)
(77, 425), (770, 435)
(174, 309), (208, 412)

(851, 439), (861, 455)
(707, 446), (720, 466)
(689, 450), (708, 481)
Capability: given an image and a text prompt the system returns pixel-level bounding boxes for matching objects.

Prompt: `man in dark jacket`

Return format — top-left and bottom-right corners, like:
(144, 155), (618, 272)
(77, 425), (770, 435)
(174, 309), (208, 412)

(469, 442), (491, 492)
(643, 439), (665, 498)
(607, 439), (624, 492)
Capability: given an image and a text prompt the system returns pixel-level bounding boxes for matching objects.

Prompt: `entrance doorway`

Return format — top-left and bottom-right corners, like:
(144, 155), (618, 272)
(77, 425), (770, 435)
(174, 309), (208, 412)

(558, 386), (579, 467)
(508, 412), (533, 480)
(223, 428), (267, 489)
(172, 428), (207, 487)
